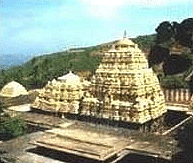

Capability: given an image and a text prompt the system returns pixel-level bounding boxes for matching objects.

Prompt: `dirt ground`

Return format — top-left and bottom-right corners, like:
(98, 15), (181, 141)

(0, 111), (191, 163)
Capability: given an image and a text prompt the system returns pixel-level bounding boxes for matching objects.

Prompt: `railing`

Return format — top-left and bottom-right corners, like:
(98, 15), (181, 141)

(162, 88), (192, 104)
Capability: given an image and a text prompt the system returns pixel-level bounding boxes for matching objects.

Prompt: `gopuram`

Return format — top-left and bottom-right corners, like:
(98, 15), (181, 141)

(82, 37), (166, 124)
(32, 71), (90, 114)
(32, 37), (166, 126)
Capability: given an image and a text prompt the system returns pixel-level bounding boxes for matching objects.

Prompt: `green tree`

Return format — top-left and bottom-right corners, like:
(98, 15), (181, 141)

(0, 117), (26, 138)
(155, 21), (173, 44)
(155, 18), (193, 50)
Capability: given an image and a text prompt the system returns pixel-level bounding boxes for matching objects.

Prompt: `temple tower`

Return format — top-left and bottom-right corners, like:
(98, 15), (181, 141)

(82, 37), (166, 123)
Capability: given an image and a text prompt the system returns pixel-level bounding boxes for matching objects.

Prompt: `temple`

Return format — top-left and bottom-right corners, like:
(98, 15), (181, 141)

(32, 37), (166, 124)
(32, 71), (90, 114)
(0, 81), (30, 110)
(82, 37), (166, 123)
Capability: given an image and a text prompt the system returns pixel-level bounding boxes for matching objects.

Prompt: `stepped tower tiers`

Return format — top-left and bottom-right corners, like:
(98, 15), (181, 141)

(82, 38), (166, 124)
(32, 71), (90, 114)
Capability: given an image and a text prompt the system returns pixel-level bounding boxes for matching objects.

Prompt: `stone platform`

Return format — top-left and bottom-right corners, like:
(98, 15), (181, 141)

(31, 127), (132, 161)
(30, 120), (178, 162)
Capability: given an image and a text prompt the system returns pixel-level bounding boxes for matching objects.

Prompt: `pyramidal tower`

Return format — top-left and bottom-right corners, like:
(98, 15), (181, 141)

(82, 37), (166, 124)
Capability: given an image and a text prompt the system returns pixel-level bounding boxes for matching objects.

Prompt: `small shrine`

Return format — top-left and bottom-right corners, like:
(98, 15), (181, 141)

(32, 71), (90, 114)
(82, 37), (166, 124)
(0, 81), (30, 109)
(0, 81), (28, 97)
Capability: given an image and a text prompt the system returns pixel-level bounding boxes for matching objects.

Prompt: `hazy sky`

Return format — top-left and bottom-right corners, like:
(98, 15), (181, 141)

(2, 0), (193, 56)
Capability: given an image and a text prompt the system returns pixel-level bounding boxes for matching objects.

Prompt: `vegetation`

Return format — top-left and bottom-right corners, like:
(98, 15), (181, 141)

(0, 101), (4, 115)
(148, 18), (193, 68)
(131, 34), (156, 53)
(0, 34), (157, 91)
(175, 118), (193, 161)
(0, 116), (27, 139)
(155, 18), (193, 49)
(147, 18), (193, 89)
(0, 46), (102, 90)
(160, 75), (189, 89)
(1, 19), (192, 90)
(0, 102), (26, 139)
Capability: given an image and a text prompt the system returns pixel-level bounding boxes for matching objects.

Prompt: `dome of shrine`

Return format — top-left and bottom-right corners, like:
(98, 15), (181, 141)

(0, 81), (28, 97)
(58, 71), (81, 85)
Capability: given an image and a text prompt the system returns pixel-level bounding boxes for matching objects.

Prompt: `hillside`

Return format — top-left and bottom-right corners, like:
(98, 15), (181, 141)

(0, 34), (190, 90)
(0, 44), (104, 90)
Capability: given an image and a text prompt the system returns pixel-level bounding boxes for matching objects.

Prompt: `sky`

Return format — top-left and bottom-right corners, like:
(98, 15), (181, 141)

(1, 0), (193, 58)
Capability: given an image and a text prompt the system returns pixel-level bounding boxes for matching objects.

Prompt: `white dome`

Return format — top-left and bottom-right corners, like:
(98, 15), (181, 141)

(0, 81), (28, 97)
(58, 71), (81, 85)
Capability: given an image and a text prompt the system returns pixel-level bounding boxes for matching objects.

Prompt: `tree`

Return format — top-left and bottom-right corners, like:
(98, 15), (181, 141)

(148, 18), (193, 90)
(177, 18), (193, 49)
(155, 18), (193, 50)
(149, 18), (193, 76)
(163, 54), (192, 75)
(156, 21), (173, 44)
(148, 45), (170, 68)
(31, 57), (37, 65)
(0, 100), (4, 118)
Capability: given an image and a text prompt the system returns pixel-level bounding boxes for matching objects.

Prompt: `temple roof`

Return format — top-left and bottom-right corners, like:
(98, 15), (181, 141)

(0, 81), (28, 97)
(115, 37), (136, 46)
(58, 71), (78, 80)
(58, 71), (81, 85)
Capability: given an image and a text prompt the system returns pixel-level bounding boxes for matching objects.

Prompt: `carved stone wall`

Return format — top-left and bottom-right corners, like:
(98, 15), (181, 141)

(82, 38), (166, 124)
(32, 72), (89, 114)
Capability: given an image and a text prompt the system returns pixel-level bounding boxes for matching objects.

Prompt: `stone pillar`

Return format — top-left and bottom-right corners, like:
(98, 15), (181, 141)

(171, 89), (174, 102)
(180, 89), (184, 102)
(166, 89), (170, 102)
(185, 89), (190, 102)
(175, 89), (179, 102)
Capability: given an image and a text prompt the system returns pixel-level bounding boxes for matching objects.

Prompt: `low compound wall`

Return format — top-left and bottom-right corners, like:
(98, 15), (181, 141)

(162, 88), (191, 104)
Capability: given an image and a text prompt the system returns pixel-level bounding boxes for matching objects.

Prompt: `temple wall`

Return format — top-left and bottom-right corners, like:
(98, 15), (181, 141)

(81, 38), (166, 124)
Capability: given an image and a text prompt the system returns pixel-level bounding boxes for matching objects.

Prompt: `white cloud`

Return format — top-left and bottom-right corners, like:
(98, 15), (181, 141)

(87, 5), (120, 18)
(77, 0), (123, 19)
(79, 0), (187, 6)
(77, 0), (187, 19)
(80, 0), (124, 5)
(77, 0), (189, 20)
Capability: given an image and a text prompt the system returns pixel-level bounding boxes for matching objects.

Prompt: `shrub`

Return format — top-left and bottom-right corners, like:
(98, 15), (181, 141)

(0, 116), (27, 138)
(160, 76), (189, 89)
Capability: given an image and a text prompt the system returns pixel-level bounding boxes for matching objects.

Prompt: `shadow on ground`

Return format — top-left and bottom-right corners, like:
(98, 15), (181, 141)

(27, 146), (173, 163)
(116, 153), (171, 163)
(27, 147), (107, 163)
(171, 118), (193, 163)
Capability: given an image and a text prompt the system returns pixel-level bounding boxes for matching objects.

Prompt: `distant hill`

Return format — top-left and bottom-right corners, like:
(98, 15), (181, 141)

(1, 54), (33, 69)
